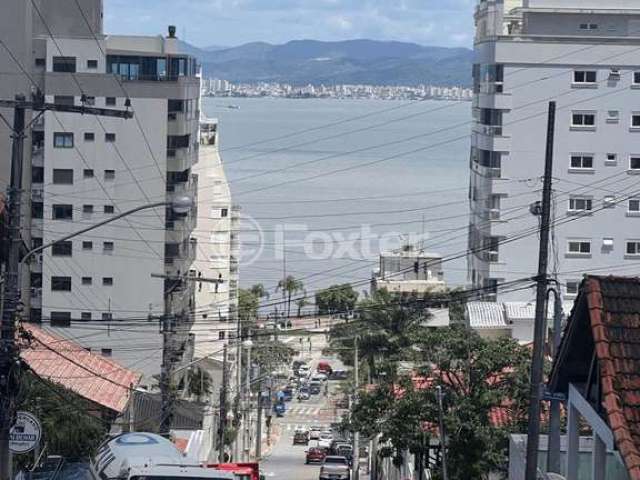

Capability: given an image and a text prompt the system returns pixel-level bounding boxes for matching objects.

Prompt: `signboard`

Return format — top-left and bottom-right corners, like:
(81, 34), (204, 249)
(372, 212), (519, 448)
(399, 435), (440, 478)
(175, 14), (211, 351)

(9, 411), (42, 454)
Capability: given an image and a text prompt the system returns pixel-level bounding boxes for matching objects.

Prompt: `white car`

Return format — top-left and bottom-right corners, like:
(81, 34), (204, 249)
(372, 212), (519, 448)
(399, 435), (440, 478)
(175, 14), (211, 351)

(309, 426), (322, 440)
(311, 372), (328, 382)
(318, 431), (333, 449)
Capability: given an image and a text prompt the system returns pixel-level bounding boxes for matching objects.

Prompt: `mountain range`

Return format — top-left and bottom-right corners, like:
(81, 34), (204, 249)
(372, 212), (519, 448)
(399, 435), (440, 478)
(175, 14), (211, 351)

(180, 39), (473, 87)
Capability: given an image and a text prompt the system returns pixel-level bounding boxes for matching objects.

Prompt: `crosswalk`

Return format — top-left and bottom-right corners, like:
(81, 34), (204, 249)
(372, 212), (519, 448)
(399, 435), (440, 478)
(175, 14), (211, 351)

(286, 406), (322, 416)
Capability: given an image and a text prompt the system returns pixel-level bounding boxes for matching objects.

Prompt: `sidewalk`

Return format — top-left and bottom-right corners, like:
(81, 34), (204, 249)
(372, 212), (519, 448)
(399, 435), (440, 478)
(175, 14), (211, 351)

(258, 423), (281, 459)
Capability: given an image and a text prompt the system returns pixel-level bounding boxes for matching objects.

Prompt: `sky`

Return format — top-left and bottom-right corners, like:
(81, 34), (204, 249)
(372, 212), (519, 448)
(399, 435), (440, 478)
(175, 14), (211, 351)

(104, 0), (476, 49)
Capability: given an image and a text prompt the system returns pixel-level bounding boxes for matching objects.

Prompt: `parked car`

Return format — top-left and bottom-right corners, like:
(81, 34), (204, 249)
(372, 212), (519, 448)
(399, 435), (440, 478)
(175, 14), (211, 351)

(311, 372), (328, 382)
(309, 426), (322, 440)
(281, 387), (294, 401)
(274, 402), (286, 417)
(329, 369), (348, 380)
(319, 456), (350, 480)
(309, 381), (321, 395)
(298, 388), (310, 401)
(293, 429), (310, 445)
(305, 447), (327, 464)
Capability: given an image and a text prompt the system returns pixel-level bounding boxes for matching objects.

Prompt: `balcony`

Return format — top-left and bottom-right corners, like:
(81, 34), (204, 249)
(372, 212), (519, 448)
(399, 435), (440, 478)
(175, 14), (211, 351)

(167, 111), (198, 136)
(32, 146), (44, 167)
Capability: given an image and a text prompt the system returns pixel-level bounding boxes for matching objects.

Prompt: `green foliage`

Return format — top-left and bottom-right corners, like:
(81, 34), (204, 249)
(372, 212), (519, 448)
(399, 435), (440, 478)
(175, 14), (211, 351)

(249, 283), (270, 300)
(14, 373), (107, 468)
(276, 275), (304, 317)
(295, 290), (309, 317)
(315, 284), (359, 315)
(186, 367), (213, 401)
(348, 325), (532, 480)
(239, 288), (260, 332)
(250, 340), (297, 376)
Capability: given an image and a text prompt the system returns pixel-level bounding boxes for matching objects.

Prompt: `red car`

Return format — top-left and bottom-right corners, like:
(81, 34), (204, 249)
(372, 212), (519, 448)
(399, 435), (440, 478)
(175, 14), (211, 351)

(305, 447), (327, 464)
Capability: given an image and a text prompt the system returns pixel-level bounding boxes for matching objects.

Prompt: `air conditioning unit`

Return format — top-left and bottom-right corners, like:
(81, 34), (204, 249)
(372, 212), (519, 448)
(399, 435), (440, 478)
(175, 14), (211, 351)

(609, 68), (621, 80)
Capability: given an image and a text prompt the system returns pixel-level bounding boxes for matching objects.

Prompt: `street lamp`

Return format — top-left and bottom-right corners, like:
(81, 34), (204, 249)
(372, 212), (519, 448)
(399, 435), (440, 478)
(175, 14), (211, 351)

(21, 196), (193, 266)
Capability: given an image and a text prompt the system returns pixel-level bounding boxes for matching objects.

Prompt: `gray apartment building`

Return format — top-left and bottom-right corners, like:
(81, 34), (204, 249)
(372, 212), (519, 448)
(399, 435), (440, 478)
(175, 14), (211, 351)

(469, 0), (640, 306)
(0, 0), (203, 384)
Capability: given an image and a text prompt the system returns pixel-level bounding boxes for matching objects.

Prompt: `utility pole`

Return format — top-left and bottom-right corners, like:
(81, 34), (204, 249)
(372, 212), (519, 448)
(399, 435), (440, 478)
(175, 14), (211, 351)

(243, 340), (253, 460)
(0, 95), (132, 480)
(546, 288), (563, 473)
(255, 377), (263, 459)
(436, 386), (449, 480)
(218, 344), (228, 463)
(525, 101), (556, 480)
(352, 337), (359, 480)
(151, 272), (224, 437)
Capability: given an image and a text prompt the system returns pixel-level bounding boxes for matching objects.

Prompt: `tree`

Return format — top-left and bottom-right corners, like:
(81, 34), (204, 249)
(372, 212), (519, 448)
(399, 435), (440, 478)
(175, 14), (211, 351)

(276, 275), (304, 317)
(250, 340), (297, 377)
(14, 373), (107, 470)
(238, 288), (260, 335)
(249, 283), (270, 300)
(295, 290), (309, 317)
(348, 325), (532, 480)
(186, 367), (213, 401)
(315, 284), (359, 315)
(329, 289), (428, 381)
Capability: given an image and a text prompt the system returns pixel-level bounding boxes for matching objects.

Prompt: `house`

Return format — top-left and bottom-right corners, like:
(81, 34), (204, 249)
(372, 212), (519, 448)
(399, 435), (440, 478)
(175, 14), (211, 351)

(547, 275), (640, 480)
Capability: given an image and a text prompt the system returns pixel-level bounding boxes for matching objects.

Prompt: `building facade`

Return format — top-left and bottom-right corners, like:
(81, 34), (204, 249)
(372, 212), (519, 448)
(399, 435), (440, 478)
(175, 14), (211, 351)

(191, 116), (240, 366)
(3, 0), (201, 383)
(469, 0), (640, 303)
(371, 249), (446, 295)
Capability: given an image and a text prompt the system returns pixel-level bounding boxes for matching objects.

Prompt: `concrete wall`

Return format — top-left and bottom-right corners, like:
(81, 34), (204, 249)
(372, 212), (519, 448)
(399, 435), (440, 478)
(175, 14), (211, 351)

(32, 0), (103, 38)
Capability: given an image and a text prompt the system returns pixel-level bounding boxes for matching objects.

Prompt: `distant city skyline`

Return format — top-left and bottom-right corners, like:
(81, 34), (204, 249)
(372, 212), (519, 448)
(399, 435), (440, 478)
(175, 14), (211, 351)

(104, 0), (476, 49)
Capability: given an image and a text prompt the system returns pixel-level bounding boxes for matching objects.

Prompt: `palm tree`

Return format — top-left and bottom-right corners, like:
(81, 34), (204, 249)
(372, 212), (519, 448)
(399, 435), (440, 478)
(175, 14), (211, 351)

(276, 275), (304, 318)
(295, 290), (309, 317)
(249, 283), (270, 300)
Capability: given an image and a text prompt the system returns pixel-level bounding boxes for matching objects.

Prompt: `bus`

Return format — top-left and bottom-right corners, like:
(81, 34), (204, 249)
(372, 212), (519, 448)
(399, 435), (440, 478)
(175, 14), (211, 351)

(91, 432), (234, 480)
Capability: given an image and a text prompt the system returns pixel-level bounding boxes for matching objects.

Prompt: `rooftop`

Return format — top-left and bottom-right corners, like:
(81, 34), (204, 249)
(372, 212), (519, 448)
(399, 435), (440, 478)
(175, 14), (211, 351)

(20, 324), (141, 413)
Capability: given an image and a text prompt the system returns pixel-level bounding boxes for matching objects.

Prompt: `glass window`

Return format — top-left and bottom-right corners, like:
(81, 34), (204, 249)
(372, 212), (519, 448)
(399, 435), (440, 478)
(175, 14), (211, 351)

(52, 241), (72, 256)
(82, 241), (93, 250)
(627, 241), (640, 255)
(634, 72), (640, 85)
(632, 114), (640, 128)
(50, 311), (71, 327)
(102, 277), (114, 286)
(32, 167), (44, 183)
(103, 241), (114, 252)
(104, 170), (115, 180)
(87, 59), (98, 69)
(572, 113), (596, 127)
(54, 95), (75, 106)
(83, 204), (94, 214)
(630, 199), (640, 212)
(52, 56), (76, 73)
(568, 197), (593, 212)
(568, 241), (591, 254)
(570, 155), (594, 169)
(106, 97), (116, 106)
(84, 132), (95, 141)
(566, 281), (579, 295)
(52, 204), (73, 220)
(32, 202), (43, 219)
(573, 71), (597, 83)
(105, 133), (116, 142)
(630, 157), (640, 170)
(51, 276), (72, 291)
(82, 277), (92, 285)
(53, 132), (74, 148)
(53, 168), (73, 184)
(104, 205), (115, 214)
(84, 169), (94, 178)
(81, 312), (92, 321)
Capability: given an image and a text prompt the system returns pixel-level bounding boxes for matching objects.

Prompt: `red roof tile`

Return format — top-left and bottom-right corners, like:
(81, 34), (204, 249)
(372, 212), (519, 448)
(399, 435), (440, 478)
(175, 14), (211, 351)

(20, 324), (141, 413)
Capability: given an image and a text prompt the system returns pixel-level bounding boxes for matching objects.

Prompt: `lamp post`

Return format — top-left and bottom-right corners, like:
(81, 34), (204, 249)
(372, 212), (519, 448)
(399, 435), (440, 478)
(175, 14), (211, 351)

(243, 339), (253, 460)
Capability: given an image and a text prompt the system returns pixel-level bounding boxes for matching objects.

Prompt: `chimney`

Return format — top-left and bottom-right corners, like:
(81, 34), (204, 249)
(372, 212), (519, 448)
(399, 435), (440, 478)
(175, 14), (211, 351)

(168, 25), (177, 38)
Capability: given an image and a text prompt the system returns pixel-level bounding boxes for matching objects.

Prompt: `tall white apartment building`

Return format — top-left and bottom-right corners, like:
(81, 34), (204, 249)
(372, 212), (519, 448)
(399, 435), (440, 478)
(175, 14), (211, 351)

(191, 116), (240, 369)
(469, 0), (640, 304)
(1, 0), (202, 383)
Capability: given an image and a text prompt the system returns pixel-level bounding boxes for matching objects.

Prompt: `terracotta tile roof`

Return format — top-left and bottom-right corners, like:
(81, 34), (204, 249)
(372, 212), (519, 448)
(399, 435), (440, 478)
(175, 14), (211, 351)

(551, 276), (640, 480)
(20, 324), (141, 413)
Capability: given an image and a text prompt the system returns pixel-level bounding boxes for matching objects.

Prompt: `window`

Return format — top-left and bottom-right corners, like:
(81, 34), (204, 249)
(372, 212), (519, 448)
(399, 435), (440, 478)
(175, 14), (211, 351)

(104, 169), (115, 180)
(82, 277), (92, 285)
(568, 240), (591, 255)
(634, 72), (640, 85)
(102, 277), (114, 286)
(606, 153), (618, 165)
(32, 202), (43, 219)
(570, 155), (593, 169)
(83, 169), (94, 178)
(87, 59), (98, 69)
(32, 166), (44, 183)
(607, 110), (620, 122)
(84, 132), (95, 142)
(103, 241), (114, 252)
(568, 197), (593, 212)
(81, 312), (92, 321)
(630, 199), (640, 213)
(82, 241), (93, 250)
(630, 156), (640, 170)
(221, 208), (228, 217)
(52, 204), (73, 220)
(579, 23), (589, 30)
(51, 276), (72, 291)
(219, 331), (226, 340)
(51, 241), (72, 257)
(54, 95), (74, 106)
(627, 241), (640, 256)
(52, 168), (73, 184)
(566, 281), (579, 296)
(105, 133), (116, 142)
(590, 24), (599, 30)
(35, 58), (45, 67)
(52, 56), (76, 73)
(104, 205), (115, 214)
(105, 97), (116, 106)
(30, 273), (42, 288)
(83, 96), (95, 106)
(101, 348), (112, 357)
(101, 313), (113, 321)
(571, 112), (596, 128)
(83, 204), (94, 214)
(632, 114), (640, 129)
(573, 70), (597, 84)
(53, 132), (74, 148)
(50, 311), (71, 327)
(32, 237), (43, 249)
